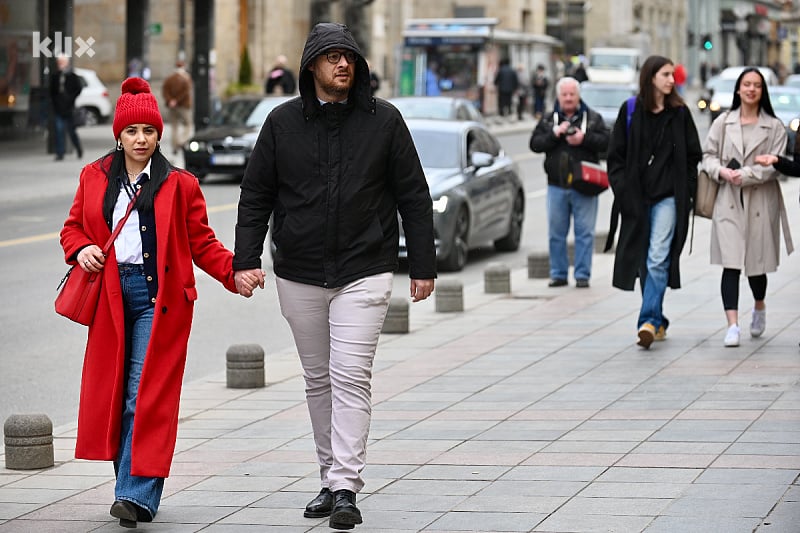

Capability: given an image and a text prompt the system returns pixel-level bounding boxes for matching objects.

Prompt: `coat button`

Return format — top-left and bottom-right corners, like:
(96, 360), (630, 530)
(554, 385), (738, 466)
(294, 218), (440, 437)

(143, 252), (150, 258)
(162, 306), (167, 313)
(146, 275), (153, 281)
(141, 225), (147, 231)
(151, 297), (156, 304)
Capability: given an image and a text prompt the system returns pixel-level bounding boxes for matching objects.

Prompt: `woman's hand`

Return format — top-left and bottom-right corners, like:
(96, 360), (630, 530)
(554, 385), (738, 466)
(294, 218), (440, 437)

(754, 154), (778, 167)
(78, 245), (105, 272)
(719, 167), (743, 186)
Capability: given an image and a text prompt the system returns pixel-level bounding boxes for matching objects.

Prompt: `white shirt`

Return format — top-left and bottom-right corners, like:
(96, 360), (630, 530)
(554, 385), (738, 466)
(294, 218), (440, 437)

(113, 160), (151, 264)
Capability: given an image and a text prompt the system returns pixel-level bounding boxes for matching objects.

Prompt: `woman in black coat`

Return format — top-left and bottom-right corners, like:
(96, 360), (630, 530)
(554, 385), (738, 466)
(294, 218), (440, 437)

(605, 55), (702, 349)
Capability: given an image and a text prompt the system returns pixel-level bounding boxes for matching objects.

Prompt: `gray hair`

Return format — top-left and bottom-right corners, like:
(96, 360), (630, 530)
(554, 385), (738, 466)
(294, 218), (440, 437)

(555, 76), (580, 96)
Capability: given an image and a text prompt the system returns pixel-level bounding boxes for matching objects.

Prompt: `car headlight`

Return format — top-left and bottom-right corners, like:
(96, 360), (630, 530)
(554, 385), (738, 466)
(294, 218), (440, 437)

(432, 196), (449, 213)
(187, 141), (207, 152)
(709, 101), (721, 112)
(791, 118), (800, 132)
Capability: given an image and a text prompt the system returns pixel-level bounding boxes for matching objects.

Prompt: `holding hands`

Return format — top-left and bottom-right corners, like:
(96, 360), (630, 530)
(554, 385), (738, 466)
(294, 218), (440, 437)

(234, 269), (265, 298)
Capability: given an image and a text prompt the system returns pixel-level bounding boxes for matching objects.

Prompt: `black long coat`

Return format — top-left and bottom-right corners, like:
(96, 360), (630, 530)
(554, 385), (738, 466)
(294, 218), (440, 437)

(605, 99), (702, 290)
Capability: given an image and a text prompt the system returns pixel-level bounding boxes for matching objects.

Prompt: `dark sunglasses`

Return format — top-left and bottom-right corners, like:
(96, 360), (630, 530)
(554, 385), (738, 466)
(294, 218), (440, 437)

(323, 50), (357, 64)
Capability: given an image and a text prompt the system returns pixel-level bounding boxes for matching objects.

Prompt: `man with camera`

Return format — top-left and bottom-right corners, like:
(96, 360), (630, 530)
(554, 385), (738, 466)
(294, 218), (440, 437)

(530, 76), (609, 288)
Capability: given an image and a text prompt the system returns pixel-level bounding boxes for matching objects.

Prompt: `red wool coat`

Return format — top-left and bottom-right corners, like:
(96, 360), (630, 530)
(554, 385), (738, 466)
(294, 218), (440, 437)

(60, 160), (237, 477)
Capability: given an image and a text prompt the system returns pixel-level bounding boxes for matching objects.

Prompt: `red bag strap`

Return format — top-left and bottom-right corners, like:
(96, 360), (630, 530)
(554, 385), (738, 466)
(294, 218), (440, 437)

(101, 190), (140, 255)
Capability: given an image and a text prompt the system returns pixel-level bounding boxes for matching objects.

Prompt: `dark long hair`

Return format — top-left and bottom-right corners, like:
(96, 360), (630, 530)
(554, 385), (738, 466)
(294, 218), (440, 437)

(730, 67), (776, 117)
(100, 146), (173, 227)
(638, 55), (685, 111)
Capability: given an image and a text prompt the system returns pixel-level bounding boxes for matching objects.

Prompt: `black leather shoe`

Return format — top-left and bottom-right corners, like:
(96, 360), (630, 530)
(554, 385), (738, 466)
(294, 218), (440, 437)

(576, 279), (590, 288)
(304, 487), (333, 518)
(110, 500), (138, 528)
(548, 278), (567, 287)
(329, 489), (362, 530)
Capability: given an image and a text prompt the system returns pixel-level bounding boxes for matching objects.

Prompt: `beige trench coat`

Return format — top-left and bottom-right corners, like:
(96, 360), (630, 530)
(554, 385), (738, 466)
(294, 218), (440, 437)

(702, 108), (793, 275)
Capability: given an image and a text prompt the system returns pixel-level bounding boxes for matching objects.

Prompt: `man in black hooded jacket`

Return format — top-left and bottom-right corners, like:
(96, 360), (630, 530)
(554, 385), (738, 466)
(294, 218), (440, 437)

(233, 23), (436, 530)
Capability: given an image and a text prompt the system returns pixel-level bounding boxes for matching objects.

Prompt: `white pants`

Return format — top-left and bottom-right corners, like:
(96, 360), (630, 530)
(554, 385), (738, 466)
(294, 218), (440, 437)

(275, 273), (393, 493)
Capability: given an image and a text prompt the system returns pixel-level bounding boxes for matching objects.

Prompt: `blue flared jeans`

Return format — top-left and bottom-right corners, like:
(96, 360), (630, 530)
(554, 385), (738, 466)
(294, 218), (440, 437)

(114, 264), (162, 518)
(637, 197), (676, 330)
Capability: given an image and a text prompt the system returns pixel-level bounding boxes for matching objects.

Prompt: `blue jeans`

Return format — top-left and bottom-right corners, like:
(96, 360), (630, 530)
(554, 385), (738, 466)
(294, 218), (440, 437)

(53, 114), (81, 158)
(114, 264), (162, 518)
(637, 197), (676, 329)
(547, 184), (599, 281)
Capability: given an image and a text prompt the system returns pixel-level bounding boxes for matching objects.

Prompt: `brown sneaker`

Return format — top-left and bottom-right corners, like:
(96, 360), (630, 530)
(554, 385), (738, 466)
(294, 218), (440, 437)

(654, 325), (666, 341)
(637, 323), (656, 348)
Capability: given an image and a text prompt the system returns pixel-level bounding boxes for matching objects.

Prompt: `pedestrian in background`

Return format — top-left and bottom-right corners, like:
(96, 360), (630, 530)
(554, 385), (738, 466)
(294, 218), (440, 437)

(532, 64), (549, 119)
(265, 54), (296, 95)
(605, 55), (702, 349)
(515, 65), (528, 120)
(161, 60), (193, 155)
(59, 77), (242, 528)
(530, 76), (610, 289)
(232, 22), (436, 530)
(494, 58), (519, 117)
(704, 67), (793, 347)
(368, 61), (381, 97)
(50, 54), (83, 160)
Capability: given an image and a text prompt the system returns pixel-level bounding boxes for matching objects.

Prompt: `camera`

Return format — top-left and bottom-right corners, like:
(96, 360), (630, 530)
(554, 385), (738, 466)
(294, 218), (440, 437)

(566, 125), (577, 136)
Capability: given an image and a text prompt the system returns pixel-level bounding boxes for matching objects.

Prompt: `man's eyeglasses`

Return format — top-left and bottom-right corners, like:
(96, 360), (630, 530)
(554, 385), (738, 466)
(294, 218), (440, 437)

(323, 50), (357, 64)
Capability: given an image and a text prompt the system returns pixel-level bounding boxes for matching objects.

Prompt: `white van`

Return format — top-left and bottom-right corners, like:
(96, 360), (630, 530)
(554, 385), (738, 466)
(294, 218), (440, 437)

(586, 47), (641, 85)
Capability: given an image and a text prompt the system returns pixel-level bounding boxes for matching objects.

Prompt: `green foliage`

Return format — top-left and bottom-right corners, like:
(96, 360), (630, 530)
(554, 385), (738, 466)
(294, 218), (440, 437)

(239, 46), (253, 85)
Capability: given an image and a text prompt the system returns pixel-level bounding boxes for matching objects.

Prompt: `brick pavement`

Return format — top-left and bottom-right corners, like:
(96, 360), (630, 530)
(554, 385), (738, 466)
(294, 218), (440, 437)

(2, 176), (799, 531)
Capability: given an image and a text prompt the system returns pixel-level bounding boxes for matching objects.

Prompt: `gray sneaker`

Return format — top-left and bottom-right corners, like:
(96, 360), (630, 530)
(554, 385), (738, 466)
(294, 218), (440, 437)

(750, 308), (766, 338)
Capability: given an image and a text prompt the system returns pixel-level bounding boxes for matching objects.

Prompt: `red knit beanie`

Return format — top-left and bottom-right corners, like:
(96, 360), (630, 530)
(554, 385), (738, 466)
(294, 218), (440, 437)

(113, 77), (164, 139)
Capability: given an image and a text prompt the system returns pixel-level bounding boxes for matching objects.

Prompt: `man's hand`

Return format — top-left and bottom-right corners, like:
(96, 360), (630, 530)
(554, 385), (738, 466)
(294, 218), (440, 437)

(566, 128), (584, 145)
(234, 269), (265, 298)
(410, 279), (434, 302)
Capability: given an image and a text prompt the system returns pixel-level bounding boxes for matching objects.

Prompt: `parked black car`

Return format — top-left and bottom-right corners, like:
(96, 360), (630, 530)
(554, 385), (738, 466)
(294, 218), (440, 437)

(183, 95), (290, 181)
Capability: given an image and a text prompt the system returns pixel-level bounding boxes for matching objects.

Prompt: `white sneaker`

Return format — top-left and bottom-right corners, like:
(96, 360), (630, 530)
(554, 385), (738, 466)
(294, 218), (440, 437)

(750, 308), (766, 338)
(724, 324), (740, 347)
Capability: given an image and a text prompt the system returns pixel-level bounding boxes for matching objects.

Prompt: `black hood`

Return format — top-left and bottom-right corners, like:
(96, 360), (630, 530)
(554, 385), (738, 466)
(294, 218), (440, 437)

(299, 22), (374, 118)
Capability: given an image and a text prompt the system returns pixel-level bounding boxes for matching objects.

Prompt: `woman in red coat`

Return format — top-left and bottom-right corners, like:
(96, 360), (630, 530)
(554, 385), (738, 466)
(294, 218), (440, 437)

(60, 78), (252, 527)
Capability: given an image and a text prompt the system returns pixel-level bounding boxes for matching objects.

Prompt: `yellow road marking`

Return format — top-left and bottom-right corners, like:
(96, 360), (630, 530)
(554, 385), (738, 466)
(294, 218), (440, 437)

(0, 203), (239, 248)
(0, 232), (60, 248)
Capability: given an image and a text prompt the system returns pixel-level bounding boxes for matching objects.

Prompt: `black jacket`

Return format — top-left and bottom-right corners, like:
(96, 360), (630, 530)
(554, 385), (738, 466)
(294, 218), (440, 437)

(605, 98), (702, 290)
(234, 22), (436, 287)
(50, 69), (83, 118)
(529, 101), (609, 188)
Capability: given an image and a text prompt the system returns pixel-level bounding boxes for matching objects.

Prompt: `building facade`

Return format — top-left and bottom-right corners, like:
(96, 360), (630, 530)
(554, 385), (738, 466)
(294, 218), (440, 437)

(2, 0), (800, 136)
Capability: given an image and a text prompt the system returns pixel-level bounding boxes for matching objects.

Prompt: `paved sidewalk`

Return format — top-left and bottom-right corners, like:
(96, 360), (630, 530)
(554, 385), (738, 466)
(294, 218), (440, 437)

(2, 178), (800, 531)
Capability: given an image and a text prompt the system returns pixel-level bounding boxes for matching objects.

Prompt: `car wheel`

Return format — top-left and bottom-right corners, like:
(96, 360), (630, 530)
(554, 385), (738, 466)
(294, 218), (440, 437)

(439, 206), (469, 272)
(82, 107), (100, 127)
(494, 191), (524, 252)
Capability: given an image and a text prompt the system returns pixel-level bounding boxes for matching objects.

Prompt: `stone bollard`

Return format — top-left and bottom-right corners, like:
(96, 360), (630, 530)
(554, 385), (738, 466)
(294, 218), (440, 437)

(382, 297), (409, 334)
(527, 252), (549, 279)
(435, 280), (464, 312)
(484, 263), (511, 294)
(4, 414), (54, 470)
(226, 344), (265, 389)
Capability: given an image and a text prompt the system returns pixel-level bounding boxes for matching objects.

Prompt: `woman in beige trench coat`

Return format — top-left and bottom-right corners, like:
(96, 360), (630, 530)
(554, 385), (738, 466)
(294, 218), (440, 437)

(702, 67), (793, 347)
